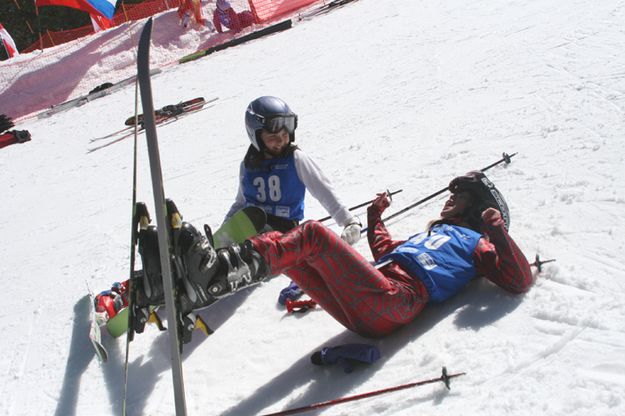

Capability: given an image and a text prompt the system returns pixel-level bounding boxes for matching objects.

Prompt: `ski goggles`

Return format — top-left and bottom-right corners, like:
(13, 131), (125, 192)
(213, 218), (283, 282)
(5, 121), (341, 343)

(265, 115), (297, 134)
(253, 113), (297, 134)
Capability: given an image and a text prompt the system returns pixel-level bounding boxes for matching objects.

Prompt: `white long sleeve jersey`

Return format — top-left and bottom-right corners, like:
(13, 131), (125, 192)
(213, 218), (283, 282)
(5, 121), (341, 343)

(224, 148), (355, 227)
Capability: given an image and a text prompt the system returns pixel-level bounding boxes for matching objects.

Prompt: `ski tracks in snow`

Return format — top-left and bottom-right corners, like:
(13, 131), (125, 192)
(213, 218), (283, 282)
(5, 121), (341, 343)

(0, 307), (40, 413)
(466, 260), (625, 414)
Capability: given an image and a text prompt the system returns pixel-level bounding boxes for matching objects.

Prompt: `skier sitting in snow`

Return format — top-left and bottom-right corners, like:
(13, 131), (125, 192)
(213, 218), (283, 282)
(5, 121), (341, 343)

(212, 0), (255, 34)
(224, 96), (362, 303)
(225, 95), (361, 240)
(136, 171), (533, 338)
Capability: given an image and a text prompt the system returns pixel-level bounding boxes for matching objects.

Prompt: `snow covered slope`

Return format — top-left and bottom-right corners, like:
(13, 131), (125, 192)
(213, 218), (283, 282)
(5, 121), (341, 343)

(1, 0), (624, 415)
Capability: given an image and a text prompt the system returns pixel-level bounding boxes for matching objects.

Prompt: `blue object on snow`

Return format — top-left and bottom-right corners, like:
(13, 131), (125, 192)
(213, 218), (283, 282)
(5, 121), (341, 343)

(278, 281), (304, 305)
(310, 343), (381, 373)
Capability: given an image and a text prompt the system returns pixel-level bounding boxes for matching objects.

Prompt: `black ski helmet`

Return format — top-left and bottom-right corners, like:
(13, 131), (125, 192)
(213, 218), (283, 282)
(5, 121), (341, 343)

(448, 171), (510, 230)
(245, 96), (298, 151)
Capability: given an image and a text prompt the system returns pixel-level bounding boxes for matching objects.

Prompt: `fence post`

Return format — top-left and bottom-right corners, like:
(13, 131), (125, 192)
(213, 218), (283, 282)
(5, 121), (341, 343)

(46, 30), (55, 47)
(122, 3), (129, 23)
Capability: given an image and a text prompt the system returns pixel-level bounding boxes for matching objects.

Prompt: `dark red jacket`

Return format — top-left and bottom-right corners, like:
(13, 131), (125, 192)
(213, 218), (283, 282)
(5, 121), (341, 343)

(213, 7), (242, 33)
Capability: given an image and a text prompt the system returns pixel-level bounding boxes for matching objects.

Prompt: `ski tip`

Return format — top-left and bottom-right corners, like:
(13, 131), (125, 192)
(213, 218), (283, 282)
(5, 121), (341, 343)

(138, 18), (154, 55)
(142, 18), (153, 34)
(242, 206), (268, 230)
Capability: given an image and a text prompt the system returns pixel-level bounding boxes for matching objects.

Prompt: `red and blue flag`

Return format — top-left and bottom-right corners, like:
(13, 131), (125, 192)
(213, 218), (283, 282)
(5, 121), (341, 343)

(36, 0), (118, 20)
(0, 23), (19, 58)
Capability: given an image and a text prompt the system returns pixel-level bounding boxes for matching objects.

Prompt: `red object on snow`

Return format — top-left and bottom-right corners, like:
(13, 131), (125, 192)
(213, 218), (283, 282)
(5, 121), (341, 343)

(286, 298), (317, 313)
(0, 130), (31, 149)
(0, 23), (19, 58)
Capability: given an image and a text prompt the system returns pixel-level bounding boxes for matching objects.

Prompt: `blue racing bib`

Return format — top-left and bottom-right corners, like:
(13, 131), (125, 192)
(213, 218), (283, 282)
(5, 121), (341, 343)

(242, 154), (306, 221)
(379, 224), (482, 302)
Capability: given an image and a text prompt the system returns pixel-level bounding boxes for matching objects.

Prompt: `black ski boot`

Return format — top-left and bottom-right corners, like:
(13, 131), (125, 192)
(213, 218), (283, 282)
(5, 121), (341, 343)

(133, 201), (268, 338)
(207, 241), (269, 298)
(165, 199), (217, 344)
(129, 203), (165, 334)
(175, 221), (221, 312)
(133, 222), (166, 333)
(172, 221), (269, 304)
(135, 205), (220, 312)
(137, 225), (165, 306)
(134, 200), (216, 341)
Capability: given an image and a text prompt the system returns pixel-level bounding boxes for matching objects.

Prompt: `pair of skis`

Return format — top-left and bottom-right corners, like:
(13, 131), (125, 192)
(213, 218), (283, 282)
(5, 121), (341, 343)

(119, 19), (187, 415)
(37, 69), (162, 120)
(87, 96), (218, 153)
(90, 202), (267, 355)
(297, 0), (361, 21)
(121, 19), (269, 415)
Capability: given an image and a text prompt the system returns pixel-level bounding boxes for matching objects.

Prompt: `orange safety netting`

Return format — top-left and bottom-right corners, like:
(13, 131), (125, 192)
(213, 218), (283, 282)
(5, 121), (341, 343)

(23, 0), (184, 52)
(249, 0), (318, 23)
(22, 1), (324, 52)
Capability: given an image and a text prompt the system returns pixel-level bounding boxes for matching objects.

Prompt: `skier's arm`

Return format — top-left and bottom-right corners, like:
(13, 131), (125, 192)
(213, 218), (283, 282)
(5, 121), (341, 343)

(229, 9), (242, 32)
(473, 208), (533, 293)
(367, 193), (405, 261)
(213, 11), (223, 33)
(293, 150), (355, 227)
(223, 161), (246, 223)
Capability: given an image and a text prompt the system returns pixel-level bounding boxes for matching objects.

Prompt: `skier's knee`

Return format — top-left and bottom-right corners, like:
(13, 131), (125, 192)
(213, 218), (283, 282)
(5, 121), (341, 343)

(300, 220), (336, 244)
(300, 220), (325, 236)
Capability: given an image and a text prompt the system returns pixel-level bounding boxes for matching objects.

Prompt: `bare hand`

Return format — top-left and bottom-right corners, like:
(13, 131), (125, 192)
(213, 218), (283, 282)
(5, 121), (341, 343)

(371, 192), (391, 212)
(481, 207), (504, 227)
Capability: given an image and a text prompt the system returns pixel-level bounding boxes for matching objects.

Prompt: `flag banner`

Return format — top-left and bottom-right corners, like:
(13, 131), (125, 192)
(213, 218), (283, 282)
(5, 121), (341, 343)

(0, 23), (20, 58)
(90, 13), (113, 32)
(36, 0), (117, 20)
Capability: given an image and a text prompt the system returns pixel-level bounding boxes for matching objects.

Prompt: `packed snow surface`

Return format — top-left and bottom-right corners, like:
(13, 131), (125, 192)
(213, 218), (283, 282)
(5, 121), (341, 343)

(1, 1), (624, 415)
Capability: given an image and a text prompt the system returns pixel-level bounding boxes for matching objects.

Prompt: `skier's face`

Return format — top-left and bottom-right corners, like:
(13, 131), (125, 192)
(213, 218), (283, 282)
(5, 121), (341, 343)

(440, 191), (473, 219)
(260, 128), (290, 157)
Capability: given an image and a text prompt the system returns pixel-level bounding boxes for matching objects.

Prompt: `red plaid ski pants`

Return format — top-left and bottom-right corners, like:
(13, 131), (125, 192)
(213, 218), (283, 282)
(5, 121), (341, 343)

(250, 221), (428, 337)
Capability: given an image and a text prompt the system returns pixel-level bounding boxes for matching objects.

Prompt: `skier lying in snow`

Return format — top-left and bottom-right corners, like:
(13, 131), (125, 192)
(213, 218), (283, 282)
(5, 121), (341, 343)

(134, 170), (533, 338)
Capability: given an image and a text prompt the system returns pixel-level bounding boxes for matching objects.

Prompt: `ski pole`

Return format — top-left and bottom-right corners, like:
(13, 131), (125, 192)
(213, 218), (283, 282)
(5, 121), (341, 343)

(531, 254), (556, 272)
(261, 367), (465, 416)
(318, 189), (403, 222)
(361, 152), (516, 233)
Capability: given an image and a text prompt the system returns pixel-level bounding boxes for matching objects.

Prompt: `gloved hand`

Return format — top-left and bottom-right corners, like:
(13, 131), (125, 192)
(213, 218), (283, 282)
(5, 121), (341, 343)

(278, 281), (304, 305)
(340, 218), (362, 245)
(310, 343), (381, 373)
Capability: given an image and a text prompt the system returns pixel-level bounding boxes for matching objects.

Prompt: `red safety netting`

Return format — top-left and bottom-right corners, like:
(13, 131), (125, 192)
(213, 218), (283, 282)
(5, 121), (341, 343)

(22, 0), (326, 52)
(23, 0), (184, 52)
(248, 0), (318, 23)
